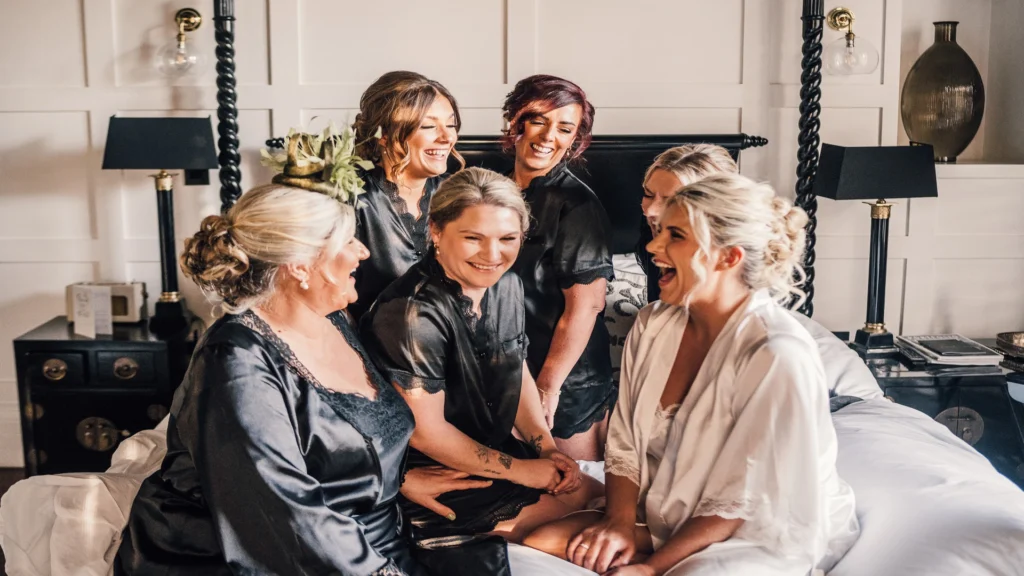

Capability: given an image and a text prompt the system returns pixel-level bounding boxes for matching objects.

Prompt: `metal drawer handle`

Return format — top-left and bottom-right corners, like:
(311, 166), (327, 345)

(76, 417), (120, 452)
(42, 358), (67, 381)
(935, 407), (985, 446)
(113, 357), (139, 380)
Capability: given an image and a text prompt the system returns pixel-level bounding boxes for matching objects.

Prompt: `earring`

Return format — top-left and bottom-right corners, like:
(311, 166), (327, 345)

(300, 279), (309, 290)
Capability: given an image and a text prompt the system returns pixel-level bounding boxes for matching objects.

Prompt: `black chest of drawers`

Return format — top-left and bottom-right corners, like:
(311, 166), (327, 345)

(867, 357), (1024, 488)
(13, 316), (191, 476)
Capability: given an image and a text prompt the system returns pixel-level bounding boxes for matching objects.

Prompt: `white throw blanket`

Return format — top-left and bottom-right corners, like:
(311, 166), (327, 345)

(605, 291), (859, 571)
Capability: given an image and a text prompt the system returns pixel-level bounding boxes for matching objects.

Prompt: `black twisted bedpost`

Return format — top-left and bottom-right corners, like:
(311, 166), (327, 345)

(795, 0), (824, 317)
(214, 0), (242, 213)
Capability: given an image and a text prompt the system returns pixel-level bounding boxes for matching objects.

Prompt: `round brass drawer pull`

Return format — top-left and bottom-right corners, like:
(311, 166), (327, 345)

(23, 402), (44, 421)
(42, 358), (67, 381)
(935, 407), (984, 446)
(76, 417), (120, 452)
(113, 357), (139, 380)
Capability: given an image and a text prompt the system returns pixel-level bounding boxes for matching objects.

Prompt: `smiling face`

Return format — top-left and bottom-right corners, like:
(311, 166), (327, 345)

(431, 204), (523, 292)
(308, 236), (370, 311)
(641, 168), (687, 233)
(513, 103), (583, 179)
(398, 94), (457, 179)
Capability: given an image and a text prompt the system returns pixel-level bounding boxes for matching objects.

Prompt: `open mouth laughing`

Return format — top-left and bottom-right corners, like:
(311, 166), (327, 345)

(654, 258), (677, 287)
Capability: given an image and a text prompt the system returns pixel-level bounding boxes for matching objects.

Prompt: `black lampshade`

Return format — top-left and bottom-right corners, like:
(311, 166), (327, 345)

(813, 143), (939, 200)
(101, 117), (219, 171)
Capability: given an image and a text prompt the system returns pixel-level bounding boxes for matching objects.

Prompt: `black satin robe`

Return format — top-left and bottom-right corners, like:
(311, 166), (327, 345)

(512, 163), (617, 438)
(114, 310), (422, 576)
(360, 254), (543, 543)
(349, 166), (439, 321)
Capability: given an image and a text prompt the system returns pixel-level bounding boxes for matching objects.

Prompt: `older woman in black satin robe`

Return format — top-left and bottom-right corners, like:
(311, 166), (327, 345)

(114, 176), (487, 576)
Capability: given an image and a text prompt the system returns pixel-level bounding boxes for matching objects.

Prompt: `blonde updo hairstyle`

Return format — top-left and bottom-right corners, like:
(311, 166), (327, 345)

(665, 173), (808, 307)
(429, 167), (530, 235)
(180, 184), (356, 314)
(644, 143), (738, 187)
(354, 70), (466, 180)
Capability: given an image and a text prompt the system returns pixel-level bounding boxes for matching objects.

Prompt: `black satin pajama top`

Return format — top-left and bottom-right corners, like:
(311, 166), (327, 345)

(114, 310), (421, 576)
(512, 163), (617, 438)
(349, 166), (439, 321)
(360, 254), (543, 542)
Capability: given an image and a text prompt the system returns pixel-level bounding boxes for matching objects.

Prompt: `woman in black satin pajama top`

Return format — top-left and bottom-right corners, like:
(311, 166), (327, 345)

(361, 168), (599, 563)
(503, 75), (616, 461)
(348, 71), (466, 321)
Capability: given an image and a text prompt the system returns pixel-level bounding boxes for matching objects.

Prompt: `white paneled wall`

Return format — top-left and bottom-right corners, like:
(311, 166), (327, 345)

(0, 0), (1021, 466)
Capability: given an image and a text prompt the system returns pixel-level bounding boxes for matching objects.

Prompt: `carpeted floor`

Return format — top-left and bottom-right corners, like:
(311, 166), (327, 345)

(0, 469), (26, 576)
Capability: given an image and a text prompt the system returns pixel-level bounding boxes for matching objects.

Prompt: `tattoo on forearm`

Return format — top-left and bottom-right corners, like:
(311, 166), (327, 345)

(528, 434), (543, 456)
(498, 453), (513, 470)
(475, 443), (490, 464)
(484, 468), (503, 475)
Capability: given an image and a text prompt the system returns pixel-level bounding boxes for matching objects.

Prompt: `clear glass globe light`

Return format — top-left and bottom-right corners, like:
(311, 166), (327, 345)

(823, 34), (880, 75)
(156, 35), (206, 77)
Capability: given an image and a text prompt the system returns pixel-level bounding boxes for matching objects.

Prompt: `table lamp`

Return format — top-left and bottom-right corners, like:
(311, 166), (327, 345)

(812, 143), (938, 356)
(101, 116), (218, 336)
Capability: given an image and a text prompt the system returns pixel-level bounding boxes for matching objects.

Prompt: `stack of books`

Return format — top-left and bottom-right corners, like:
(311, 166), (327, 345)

(895, 334), (1003, 367)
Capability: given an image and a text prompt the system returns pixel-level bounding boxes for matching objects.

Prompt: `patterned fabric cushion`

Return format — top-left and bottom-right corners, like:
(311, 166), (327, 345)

(605, 254), (648, 381)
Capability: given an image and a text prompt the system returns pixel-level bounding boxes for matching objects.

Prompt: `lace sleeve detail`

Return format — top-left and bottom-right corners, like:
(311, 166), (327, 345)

(371, 560), (407, 576)
(604, 454), (640, 486)
(692, 497), (756, 521)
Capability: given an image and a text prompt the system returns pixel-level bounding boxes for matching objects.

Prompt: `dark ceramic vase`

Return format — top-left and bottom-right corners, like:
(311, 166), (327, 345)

(900, 21), (985, 163)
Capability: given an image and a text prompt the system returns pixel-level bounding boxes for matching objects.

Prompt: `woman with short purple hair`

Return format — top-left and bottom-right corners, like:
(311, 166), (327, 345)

(503, 74), (615, 462)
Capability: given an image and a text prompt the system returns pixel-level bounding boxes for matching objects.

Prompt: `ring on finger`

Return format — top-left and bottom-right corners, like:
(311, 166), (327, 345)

(578, 543), (591, 549)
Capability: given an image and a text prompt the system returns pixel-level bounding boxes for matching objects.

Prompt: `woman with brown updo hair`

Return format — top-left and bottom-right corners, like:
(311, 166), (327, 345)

(348, 70), (466, 320)
(114, 177), (488, 576)
(502, 74), (615, 462)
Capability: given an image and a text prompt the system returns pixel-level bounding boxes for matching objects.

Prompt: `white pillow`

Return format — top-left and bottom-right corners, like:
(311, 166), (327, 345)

(789, 311), (883, 399)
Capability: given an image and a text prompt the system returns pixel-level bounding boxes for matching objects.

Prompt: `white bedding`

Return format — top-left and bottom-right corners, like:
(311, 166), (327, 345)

(4, 318), (1024, 575)
(6, 398), (1024, 576)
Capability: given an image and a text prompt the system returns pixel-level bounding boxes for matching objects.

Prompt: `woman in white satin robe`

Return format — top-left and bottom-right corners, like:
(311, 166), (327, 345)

(525, 173), (859, 576)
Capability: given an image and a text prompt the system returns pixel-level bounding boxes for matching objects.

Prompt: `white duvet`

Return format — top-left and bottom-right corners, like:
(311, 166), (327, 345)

(4, 312), (1024, 575)
(4, 397), (1024, 576)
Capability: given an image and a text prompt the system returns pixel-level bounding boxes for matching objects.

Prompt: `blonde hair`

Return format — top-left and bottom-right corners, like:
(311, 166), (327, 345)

(353, 70), (466, 180)
(665, 173), (808, 307)
(429, 167), (530, 234)
(644, 144), (738, 188)
(179, 184), (356, 314)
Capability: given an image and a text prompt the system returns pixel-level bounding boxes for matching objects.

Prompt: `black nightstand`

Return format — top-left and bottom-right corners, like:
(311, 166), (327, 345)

(13, 317), (192, 477)
(865, 356), (1024, 489)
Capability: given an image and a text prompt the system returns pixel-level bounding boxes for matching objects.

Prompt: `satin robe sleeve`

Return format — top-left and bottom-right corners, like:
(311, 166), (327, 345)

(603, 305), (651, 486)
(189, 343), (402, 576)
(690, 334), (833, 564)
(365, 297), (449, 394)
(551, 194), (615, 289)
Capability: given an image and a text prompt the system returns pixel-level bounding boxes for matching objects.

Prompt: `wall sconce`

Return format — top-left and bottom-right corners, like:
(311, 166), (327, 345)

(156, 7), (206, 77)
(823, 7), (880, 75)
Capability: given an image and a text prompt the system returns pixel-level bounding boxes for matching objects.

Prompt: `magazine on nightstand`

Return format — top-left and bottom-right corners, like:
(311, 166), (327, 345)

(895, 334), (1002, 366)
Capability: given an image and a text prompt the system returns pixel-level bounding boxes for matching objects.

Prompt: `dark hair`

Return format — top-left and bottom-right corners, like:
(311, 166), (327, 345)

(353, 70), (466, 179)
(500, 74), (596, 162)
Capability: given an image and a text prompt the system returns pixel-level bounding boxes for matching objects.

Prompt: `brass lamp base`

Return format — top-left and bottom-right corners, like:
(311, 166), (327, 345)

(851, 326), (899, 358)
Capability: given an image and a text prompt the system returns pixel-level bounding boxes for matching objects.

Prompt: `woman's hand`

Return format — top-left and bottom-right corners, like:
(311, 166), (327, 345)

(512, 458), (562, 491)
(538, 388), (560, 430)
(400, 466), (492, 521)
(543, 450), (583, 495)
(567, 516), (637, 573)
(604, 564), (656, 576)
